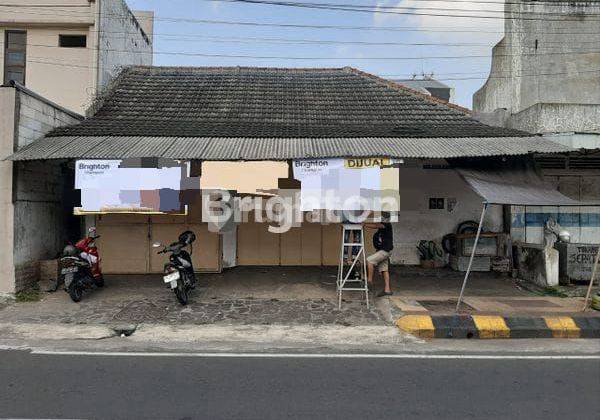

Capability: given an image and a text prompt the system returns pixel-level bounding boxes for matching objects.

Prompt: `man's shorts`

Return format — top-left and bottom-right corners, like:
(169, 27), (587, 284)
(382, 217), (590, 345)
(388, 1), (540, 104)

(367, 250), (390, 273)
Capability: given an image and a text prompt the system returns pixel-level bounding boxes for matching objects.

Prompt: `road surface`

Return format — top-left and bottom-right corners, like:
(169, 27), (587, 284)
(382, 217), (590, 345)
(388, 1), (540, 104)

(1, 349), (599, 419)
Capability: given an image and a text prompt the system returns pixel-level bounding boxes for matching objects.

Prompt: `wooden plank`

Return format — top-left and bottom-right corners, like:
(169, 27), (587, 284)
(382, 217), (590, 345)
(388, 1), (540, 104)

(322, 223), (342, 266)
(280, 227), (302, 265)
(301, 223), (322, 265)
(96, 224), (149, 274)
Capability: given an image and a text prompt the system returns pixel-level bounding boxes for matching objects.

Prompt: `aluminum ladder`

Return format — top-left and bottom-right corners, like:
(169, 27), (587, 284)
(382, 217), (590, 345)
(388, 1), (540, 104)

(337, 223), (369, 309)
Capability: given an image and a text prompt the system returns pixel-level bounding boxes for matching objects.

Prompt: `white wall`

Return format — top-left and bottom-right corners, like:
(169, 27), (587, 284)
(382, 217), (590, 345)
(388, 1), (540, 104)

(391, 161), (502, 264)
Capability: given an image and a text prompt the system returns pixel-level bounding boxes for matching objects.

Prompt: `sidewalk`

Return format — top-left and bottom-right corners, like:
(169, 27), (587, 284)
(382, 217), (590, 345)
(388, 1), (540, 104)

(0, 267), (598, 341)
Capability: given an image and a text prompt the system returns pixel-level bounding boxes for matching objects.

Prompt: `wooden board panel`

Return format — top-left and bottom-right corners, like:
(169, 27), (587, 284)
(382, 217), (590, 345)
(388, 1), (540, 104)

(321, 223), (342, 266)
(300, 223), (322, 265)
(188, 224), (221, 272)
(257, 224), (280, 265)
(280, 227), (302, 265)
(96, 214), (149, 225)
(150, 214), (186, 224)
(96, 224), (149, 273)
(149, 223), (183, 273)
(237, 221), (280, 265)
(150, 223), (221, 273)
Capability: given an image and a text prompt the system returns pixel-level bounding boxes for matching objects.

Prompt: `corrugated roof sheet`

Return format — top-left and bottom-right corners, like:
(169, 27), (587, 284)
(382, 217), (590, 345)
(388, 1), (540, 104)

(6, 135), (572, 161)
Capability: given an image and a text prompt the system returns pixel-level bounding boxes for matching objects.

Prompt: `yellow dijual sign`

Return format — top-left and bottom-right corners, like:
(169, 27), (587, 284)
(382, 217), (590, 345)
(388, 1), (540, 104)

(344, 157), (390, 169)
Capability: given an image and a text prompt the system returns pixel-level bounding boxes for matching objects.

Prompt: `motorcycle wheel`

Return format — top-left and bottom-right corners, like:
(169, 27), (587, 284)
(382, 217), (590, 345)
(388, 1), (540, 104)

(174, 279), (188, 305)
(94, 275), (104, 288)
(68, 283), (83, 302)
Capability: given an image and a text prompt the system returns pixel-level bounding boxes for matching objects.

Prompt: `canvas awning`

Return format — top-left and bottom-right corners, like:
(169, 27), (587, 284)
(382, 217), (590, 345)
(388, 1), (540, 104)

(454, 163), (599, 312)
(456, 167), (595, 206)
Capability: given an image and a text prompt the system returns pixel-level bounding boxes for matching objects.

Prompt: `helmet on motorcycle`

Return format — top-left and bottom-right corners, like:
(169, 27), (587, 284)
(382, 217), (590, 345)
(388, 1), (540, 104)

(178, 230), (196, 245)
(62, 244), (79, 257)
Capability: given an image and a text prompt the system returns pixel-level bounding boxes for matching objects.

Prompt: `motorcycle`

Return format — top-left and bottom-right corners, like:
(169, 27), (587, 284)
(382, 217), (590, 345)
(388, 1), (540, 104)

(75, 226), (104, 286)
(60, 227), (104, 302)
(153, 230), (197, 305)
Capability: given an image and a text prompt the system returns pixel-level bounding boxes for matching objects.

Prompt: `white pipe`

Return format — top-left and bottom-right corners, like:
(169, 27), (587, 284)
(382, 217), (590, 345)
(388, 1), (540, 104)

(582, 245), (600, 311)
(456, 202), (488, 312)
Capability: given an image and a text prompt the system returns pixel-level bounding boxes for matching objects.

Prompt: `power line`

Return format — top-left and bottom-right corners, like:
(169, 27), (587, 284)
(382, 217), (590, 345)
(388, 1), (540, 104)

(4, 3), (600, 27)
(16, 42), (600, 59)
(214, 0), (600, 21)
(13, 37), (600, 51)
(155, 33), (599, 47)
(1, 0), (585, 7)
(213, 0), (600, 17)
(2, 6), (599, 34)
(20, 57), (600, 85)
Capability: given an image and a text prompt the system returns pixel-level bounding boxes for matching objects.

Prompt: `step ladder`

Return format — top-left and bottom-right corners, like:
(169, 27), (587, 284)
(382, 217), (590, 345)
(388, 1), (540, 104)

(337, 223), (369, 309)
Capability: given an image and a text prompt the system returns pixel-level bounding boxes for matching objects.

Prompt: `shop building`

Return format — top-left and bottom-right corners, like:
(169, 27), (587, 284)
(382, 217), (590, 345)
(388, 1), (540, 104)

(5, 66), (571, 287)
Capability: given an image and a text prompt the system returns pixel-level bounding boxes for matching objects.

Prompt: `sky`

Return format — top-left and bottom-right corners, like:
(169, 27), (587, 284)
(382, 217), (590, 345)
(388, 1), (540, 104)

(125, 0), (506, 108)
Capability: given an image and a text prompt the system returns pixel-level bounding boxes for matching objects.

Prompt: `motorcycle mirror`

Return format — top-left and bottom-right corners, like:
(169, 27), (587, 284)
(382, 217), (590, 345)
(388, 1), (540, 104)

(152, 242), (162, 248)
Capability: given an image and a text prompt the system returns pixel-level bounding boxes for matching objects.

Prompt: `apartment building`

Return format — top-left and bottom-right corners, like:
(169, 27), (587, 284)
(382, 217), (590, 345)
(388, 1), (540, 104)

(0, 0), (153, 114)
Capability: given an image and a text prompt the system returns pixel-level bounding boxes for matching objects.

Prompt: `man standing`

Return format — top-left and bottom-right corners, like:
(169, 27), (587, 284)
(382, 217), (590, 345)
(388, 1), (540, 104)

(364, 214), (394, 297)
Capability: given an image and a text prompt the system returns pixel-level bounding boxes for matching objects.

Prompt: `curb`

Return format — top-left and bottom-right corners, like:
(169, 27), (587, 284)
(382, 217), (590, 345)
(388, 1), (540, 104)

(396, 315), (600, 339)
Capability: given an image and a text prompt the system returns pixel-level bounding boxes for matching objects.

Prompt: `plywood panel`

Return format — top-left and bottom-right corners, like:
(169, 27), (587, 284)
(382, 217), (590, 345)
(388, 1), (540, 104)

(280, 227), (302, 265)
(96, 214), (149, 225)
(322, 223), (342, 266)
(364, 226), (377, 257)
(149, 223), (183, 273)
(257, 224), (280, 265)
(237, 221), (280, 265)
(96, 224), (149, 273)
(150, 214), (186, 224)
(301, 223), (322, 265)
(150, 223), (221, 273)
(188, 224), (221, 272)
(237, 222), (259, 265)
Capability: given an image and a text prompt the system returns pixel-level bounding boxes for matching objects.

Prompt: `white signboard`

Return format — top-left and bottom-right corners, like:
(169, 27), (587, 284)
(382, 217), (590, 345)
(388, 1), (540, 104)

(293, 158), (400, 211)
(75, 159), (186, 213)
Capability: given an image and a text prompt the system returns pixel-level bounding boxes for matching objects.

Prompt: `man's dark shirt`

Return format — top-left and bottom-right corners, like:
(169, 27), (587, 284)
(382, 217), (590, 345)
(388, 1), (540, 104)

(373, 222), (394, 252)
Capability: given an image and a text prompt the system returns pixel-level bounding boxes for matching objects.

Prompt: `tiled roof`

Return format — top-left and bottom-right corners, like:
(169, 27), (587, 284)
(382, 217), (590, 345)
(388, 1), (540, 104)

(49, 66), (529, 138)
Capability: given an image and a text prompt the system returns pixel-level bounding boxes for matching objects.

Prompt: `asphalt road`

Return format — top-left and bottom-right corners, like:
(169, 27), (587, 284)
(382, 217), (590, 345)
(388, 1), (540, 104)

(1, 350), (599, 420)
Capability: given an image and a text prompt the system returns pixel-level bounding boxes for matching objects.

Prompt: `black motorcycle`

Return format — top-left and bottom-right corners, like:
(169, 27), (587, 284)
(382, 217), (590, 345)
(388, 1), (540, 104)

(60, 245), (104, 302)
(153, 231), (197, 305)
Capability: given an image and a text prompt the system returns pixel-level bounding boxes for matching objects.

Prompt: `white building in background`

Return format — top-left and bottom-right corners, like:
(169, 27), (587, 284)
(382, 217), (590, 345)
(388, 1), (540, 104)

(473, 0), (600, 245)
(394, 76), (455, 104)
(0, 0), (153, 114)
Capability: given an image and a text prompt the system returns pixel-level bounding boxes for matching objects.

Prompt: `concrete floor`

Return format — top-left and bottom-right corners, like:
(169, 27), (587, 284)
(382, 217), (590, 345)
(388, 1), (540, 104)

(2, 266), (595, 321)
(201, 265), (528, 299)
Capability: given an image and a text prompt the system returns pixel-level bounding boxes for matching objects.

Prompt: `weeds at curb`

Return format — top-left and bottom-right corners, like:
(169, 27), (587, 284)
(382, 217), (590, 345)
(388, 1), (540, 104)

(15, 288), (41, 302)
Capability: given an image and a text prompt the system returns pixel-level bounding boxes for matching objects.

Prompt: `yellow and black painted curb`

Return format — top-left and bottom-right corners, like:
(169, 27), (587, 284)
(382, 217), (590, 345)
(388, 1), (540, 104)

(396, 315), (600, 339)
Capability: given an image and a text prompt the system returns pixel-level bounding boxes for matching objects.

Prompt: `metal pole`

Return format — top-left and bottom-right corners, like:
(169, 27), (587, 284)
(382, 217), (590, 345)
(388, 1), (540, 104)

(582, 244), (600, 311)
(456, 203), (488, 312)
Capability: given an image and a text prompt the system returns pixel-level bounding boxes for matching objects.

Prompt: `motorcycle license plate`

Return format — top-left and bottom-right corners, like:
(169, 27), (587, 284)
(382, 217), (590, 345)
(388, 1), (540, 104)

(163, 271), (180, 283)
(61, 267), (78, 274)
(64, 273), (74, 288)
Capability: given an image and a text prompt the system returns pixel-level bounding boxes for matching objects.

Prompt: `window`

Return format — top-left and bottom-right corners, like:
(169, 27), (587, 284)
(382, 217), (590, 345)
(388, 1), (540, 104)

(59, 35), (87, 48)
(3, 31), (26, 85)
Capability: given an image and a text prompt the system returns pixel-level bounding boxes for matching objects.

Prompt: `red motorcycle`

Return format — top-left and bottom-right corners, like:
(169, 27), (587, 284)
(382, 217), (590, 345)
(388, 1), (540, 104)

(75, 227), (103, 285)
(60, 227), (104, 302)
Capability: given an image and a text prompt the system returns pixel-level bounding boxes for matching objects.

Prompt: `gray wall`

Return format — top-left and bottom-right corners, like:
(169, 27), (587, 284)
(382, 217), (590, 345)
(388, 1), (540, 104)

(0, 86), (81, 293)
(473, 0), (600, 116)
(97, 0), (153, 92)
